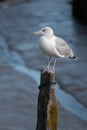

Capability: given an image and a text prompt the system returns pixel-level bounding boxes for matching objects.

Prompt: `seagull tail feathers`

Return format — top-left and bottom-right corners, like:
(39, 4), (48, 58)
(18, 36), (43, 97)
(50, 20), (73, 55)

(69, 55), (79, 61)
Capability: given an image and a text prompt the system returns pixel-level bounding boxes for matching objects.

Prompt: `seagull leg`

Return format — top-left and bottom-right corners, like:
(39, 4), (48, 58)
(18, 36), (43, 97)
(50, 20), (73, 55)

(52, 59), (56, 72)
(43, 59), (56, 73)
(47, 57), (52, 70)
(42, 57), (52, 73)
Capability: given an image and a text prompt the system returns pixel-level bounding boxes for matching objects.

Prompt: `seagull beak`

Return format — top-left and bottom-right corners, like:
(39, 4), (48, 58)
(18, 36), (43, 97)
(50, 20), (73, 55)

(33, 31), (40, 35)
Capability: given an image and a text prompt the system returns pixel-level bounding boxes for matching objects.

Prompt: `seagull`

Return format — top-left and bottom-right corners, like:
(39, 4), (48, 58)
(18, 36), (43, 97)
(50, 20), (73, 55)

(34, 26), (78, 72)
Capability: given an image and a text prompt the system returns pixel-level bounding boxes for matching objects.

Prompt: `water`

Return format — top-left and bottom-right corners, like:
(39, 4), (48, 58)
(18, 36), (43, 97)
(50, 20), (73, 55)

(0, 27), (87, 126)
(11, 64), (87, 121)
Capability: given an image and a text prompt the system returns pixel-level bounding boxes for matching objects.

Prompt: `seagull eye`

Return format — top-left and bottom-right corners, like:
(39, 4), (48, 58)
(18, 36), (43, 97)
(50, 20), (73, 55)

(42, 29), (46, 32)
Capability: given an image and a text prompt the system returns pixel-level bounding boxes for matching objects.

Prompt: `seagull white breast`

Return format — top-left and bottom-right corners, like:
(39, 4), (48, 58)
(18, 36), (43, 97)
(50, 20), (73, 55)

(39, 35), (62, 58)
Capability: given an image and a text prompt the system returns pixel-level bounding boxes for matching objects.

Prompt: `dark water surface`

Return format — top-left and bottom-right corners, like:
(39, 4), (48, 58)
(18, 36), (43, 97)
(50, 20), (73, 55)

(0, 0), (87, 129)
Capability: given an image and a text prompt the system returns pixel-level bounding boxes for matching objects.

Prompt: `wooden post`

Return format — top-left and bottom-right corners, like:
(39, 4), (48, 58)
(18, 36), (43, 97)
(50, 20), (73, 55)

(36, 71), (58, 130)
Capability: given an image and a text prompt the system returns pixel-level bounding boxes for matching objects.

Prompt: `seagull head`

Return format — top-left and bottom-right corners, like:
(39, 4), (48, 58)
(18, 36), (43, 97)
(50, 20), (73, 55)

(34, 26), (54, 37)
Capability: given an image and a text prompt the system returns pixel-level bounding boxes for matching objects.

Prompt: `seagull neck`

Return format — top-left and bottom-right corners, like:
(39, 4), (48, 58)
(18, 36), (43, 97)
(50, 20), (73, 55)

(45, 34), (54, 39)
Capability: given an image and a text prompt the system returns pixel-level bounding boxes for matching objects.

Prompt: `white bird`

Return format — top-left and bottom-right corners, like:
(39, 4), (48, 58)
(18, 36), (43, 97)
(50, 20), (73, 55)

(34, 26), (78, 72)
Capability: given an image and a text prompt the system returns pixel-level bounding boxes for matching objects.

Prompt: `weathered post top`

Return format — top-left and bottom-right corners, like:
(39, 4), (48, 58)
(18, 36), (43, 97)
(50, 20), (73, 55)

(36, 71), (58, 130)
(39, 71), (56, 88)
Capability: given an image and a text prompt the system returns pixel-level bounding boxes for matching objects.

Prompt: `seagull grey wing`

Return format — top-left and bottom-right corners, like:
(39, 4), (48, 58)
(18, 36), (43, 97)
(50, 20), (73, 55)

(55, 36), (74, 58)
